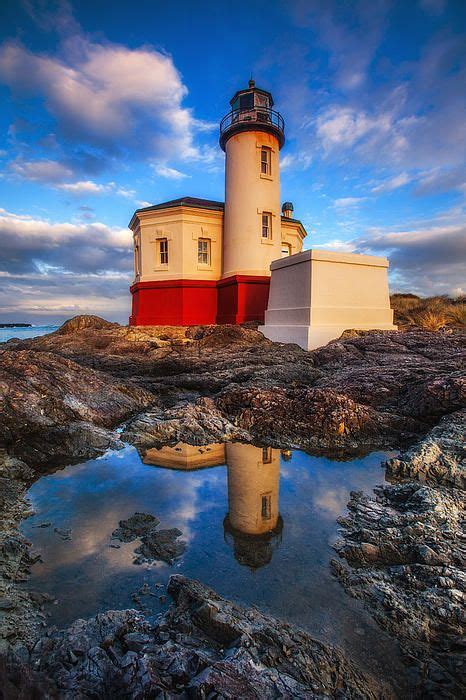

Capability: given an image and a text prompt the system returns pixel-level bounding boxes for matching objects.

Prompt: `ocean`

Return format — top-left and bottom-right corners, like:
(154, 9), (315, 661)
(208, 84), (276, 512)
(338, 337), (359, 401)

(0, 325), (59, 343)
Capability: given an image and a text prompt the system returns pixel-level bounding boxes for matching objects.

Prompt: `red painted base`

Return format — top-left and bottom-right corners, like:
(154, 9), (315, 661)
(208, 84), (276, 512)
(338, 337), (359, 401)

(130, 280), (218, 326)
(216, 275), (270, 324)
(130, 276), (270, 326)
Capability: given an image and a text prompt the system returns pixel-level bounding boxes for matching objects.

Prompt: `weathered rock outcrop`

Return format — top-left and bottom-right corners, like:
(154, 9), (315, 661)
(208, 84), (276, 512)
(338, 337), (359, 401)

(2, 575), (383, 699)
(0, 317), (465, 697)
(333, 410), (466, 698)
(386, 408), (465, 488)
(4, 317), (464, 455)
(0, 452), (46, 655)
(111, 512), (186, 565)
(215, 386), (423, 451)
(124, 398), (253, 448)
(0, 349), (154, 466)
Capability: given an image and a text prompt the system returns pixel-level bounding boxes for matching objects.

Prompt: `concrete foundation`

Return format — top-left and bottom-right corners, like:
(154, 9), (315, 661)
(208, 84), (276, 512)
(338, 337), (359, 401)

(259, 249), (397, 350)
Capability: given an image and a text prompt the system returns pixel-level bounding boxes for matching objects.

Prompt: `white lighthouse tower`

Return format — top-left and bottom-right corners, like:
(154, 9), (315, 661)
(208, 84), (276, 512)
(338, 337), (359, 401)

(217, 80), (287, 323)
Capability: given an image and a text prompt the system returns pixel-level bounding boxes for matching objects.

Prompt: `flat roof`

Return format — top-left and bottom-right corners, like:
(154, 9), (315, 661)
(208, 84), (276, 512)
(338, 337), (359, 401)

(129, 197), (224, 228)
(129, 197), (307, 232)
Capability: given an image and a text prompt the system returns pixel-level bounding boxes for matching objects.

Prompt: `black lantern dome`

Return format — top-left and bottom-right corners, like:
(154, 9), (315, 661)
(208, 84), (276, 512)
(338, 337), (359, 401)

(220, 79), (285, 151)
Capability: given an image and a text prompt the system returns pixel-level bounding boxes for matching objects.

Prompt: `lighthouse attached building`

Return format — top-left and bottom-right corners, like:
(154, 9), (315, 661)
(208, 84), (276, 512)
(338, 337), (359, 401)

(129, 81), (306, 326)
(129, 80), (396, 347)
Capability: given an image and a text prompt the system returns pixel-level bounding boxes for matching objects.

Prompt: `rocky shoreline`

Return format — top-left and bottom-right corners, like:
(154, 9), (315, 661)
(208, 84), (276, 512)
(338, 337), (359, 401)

(0, 316), (464, 697)
(333, 409), (465, 697)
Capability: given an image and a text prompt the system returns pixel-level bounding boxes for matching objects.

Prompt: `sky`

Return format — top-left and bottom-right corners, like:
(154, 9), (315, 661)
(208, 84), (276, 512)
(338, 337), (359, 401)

(0, 0), (465, 324)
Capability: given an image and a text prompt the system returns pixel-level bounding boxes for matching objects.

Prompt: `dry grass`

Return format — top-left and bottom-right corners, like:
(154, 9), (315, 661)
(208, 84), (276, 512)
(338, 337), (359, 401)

(391, 293), (466, 331)
(447, 303), (466, 326)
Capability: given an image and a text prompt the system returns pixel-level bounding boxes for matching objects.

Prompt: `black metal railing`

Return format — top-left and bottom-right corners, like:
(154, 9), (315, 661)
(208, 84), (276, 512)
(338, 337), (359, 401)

(220, 107), (285, 145)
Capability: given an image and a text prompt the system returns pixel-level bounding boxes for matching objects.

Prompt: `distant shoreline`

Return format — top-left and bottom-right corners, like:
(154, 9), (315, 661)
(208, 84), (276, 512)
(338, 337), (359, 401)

(0, 323), (32, 328)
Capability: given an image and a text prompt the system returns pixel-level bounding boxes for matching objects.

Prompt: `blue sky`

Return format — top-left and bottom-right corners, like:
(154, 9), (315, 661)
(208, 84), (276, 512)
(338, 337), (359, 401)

(0, 0), (465, 323)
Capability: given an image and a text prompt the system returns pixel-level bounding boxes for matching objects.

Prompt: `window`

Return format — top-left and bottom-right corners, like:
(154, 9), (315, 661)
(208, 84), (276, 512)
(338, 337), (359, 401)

(198, 238), (211, 265)
(262, 447), (272, 464)
(262, 212), (272, 239)
(261, 147), (271, 175)
(281, 243), (291, 257)
(239, 92), (254, 110)
(159, 238), (168, 265)
(261, 494), (272, 520)
(134, 240), (140, 276)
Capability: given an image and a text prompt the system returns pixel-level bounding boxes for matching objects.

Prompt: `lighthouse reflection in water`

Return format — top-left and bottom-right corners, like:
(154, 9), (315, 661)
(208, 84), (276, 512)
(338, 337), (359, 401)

(142, 442), (285, 570)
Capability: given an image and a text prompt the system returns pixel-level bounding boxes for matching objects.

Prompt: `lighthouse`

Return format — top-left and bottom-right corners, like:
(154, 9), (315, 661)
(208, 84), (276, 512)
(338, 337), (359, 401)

(128, 81), (306, 327)
(128, 79), (395, 346)
(217, 80), (285, 323)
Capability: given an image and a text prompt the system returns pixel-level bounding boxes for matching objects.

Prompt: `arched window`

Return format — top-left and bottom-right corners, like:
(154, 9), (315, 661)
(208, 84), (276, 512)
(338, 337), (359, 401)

(281, 242), (291, 257)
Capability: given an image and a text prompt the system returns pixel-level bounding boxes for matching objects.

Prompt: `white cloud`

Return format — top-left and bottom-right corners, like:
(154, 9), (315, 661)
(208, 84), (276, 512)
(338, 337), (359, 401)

(152, 163), (190, 180)
(314, 239), (357, 253)
(316, 106), (392, 150)
(333, 196), (366, 209)
(9, 158), (74, 182)
(0, 37), (210, 164)
(0, 207), (131, 274)
(353, 209), (466, 296)
(0, 206), (134, 322)
(53, 179), (136, 198)
(371, 172), (411, 194)
(415, 167), (466, 197)
(56, 180), (107, 194)
(280, 152), (313, 171)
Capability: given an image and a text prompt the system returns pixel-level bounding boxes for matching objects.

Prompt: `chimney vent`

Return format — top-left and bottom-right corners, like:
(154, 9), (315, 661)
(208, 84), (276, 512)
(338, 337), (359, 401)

(282, 201), (294, 218)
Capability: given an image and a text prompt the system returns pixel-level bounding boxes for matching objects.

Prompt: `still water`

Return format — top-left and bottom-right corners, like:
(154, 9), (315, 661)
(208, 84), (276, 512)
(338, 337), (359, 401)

(0, 325), (59, 343)
(22, 442), (406, 688)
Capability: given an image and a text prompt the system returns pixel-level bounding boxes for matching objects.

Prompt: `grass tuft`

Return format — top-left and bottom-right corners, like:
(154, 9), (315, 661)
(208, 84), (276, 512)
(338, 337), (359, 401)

(391, 294), (465, 331)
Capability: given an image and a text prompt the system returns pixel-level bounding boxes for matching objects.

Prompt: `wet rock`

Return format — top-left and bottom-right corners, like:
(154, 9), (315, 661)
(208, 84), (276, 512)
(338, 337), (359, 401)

(333, 412), (466, 698)
(386, 408), (465, 488)
(134, 528), (186, 565)
(111, 512), (160, 542)
(5, 317), (465, 454)
(112, 513), (186, 565)
(0, 452), (44, 653)
(2, 576), (382, 698)
(215, 385), (423, 452)
(0, 349), (155, 467)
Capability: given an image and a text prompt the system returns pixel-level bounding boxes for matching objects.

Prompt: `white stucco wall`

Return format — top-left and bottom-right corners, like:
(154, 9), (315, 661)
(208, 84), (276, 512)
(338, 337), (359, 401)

(259, 249), (397, 350)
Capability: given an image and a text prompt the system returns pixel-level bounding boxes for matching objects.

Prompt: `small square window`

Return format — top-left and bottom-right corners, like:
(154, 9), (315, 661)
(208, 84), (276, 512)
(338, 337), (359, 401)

(159, 238), (168, 265)
(198, 238), (211, 265)
(261, 147), (271, 176)
(262, 212), (272, 239)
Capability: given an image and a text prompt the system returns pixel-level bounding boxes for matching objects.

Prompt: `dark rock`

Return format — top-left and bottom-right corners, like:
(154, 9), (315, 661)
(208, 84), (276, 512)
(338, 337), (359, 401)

(333, 411), (466, 698)
(134, 528), (186, 565)
(2, 576), (383, 698)
(0, 349), (154, 467)
(111, 513), (186, 565)
(386, 408), (465, 488)
(111, 512), (160, 542)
